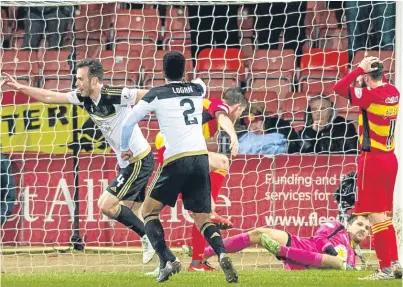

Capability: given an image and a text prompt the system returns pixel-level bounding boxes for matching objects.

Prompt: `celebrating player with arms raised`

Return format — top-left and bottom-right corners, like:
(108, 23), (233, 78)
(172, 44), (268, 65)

(334, 56), (401, 280)
(153, 88), (248, 273)
(120, 51), (238, 283)
(195, 215), (369, 271)
(1, 59), (156, 264)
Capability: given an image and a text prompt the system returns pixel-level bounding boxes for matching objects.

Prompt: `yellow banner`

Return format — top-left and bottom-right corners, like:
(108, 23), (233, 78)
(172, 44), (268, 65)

(1, 103), (112, 154)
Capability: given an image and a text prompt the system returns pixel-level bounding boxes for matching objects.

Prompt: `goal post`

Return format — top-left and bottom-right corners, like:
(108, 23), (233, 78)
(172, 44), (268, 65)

(0, 0), (400, 273)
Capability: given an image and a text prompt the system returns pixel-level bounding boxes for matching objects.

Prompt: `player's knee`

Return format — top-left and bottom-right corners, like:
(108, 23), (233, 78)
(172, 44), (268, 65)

(249, 228), (264, 238)
(97, 193), (118, 217)
(98, 201), (112, 217)
(221, 155), (230, 170)
(368, 212), (387, 224)
(211, 154), (229, 171)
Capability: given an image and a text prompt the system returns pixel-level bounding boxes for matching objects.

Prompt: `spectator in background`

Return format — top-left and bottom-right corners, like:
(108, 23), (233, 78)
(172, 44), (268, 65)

(237, 103), (300, 155)
(345, 1), (395, 60)
(22, 6), (74, 49)
(299, 96), (358, 154)
(251, 2), (307, 65)
(188, 5), (239, 66)
(1, 153), (16, 225)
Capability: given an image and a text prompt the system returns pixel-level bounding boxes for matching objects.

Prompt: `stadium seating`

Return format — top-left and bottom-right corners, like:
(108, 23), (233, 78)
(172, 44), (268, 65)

(74, 10), (108, 59)
(1, 49), (40, 90)
(196, 48), (245, 91)
(247, 49), (295, 100)
(281, 95), (309, 121)
(113, 9), (159, 57)
(97, 49), (141, 87)
(39, 49), (73, 90)
(162, 7), (191, 52)
(299, 48), (348, 94)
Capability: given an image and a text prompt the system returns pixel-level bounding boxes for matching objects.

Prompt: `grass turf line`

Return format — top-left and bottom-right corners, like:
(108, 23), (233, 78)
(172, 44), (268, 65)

(2, 270), (402, 287)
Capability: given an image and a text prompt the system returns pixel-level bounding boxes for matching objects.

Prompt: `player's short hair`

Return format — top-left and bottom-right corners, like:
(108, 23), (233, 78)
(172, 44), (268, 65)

(222, 88), (248, 107)
(77, 59), (104, 81)
(368, 61), (384, 81)
(163, 51), (186, 81)
(347, 214), (369, 225)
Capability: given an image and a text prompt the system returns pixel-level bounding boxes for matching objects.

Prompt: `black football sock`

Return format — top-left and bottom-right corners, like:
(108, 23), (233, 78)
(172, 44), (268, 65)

(200, 222), (226, 259)
(113, 205), (145, 237)
(144, 214), (176, 268)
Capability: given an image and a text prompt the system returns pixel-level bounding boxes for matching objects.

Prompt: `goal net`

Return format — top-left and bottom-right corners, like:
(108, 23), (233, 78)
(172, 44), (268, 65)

(1, 0), (400, 273)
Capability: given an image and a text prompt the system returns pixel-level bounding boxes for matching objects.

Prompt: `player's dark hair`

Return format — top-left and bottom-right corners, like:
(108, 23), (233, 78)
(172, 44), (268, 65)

(163, 51), (186, 81)
(222, 88), (248, 107)
(77, 58), (104, 81)
(347, 214), (368, 225)
(368, 61), (384, 81)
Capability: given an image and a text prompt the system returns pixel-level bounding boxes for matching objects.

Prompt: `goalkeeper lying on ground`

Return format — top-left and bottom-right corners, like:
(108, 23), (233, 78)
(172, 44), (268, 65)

(184, 215), (370, 270)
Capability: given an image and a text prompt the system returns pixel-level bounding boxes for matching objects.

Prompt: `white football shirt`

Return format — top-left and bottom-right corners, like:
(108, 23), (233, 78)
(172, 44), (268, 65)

(67, 85), (151, 168)
(121, 79), (207, 165)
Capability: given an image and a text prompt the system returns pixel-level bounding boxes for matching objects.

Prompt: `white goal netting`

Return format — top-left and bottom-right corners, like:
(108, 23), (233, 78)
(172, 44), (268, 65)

(0, 0), (400, 273)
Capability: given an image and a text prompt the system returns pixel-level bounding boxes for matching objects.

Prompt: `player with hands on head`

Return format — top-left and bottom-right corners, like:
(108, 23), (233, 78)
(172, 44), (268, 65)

(334, 56), (401, 280)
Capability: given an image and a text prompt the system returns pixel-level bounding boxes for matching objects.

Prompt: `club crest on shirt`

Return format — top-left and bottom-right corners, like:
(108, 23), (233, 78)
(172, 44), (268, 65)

(354, 88), (363, 99)
(335, 245), (348, 261)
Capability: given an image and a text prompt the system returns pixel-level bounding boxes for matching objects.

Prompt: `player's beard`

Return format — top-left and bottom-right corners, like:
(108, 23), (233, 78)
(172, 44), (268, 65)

(361, 81), (367, 88)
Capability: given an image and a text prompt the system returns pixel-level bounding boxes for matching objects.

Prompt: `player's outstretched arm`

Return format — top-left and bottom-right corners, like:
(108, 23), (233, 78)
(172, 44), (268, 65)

(216, 111), (239, 156)
(1, 73), (71, 104)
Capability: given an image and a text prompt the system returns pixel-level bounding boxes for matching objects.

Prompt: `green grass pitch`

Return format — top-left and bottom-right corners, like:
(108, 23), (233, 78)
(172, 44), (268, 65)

(2, 270), (403, 287)
(1, 248), (402, 287)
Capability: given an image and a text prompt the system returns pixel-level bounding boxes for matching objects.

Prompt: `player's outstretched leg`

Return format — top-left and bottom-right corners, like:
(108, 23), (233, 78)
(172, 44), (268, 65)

(204, 228), (288, 259)
(204, 232), (252, 259)
(195, 214), (238, 283)
(261, 234), (349, 270)
(142, 198), (181, 283)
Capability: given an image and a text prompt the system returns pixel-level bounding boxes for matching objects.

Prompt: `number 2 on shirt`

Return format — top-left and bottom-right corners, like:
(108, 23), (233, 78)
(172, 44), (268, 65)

(180, 99), (199, 125)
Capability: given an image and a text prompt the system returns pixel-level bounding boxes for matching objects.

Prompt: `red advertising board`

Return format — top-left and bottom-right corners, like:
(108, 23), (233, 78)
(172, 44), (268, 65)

(3, 154), (369, 248)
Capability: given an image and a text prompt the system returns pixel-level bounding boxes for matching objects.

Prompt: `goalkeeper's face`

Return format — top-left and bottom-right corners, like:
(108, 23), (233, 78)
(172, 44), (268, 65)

(347, 216), (370, 244)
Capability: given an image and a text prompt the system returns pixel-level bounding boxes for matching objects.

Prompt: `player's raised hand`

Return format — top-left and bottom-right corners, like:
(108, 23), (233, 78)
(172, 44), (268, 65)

(121, 150), (133, 161)
(358, 57), (380, 73)
(1, 73), (22, 91)
(229, 135), (239, 157)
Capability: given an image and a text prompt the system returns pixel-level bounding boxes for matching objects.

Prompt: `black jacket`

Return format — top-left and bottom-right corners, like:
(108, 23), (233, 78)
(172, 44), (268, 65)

(298, 116), (358, 154)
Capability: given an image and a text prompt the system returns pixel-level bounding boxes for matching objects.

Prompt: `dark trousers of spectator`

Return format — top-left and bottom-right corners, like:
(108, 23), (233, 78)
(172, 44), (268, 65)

(23, 7), (73, 49)
(345, 1), (395, 60)
(253, 2), (307, 62)
(188, 5), (240, 66)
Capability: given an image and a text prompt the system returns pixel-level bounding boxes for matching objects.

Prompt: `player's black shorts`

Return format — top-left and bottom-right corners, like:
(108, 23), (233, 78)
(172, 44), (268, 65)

(107, 152), (154, 202)
(149, 154), (211, 213)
